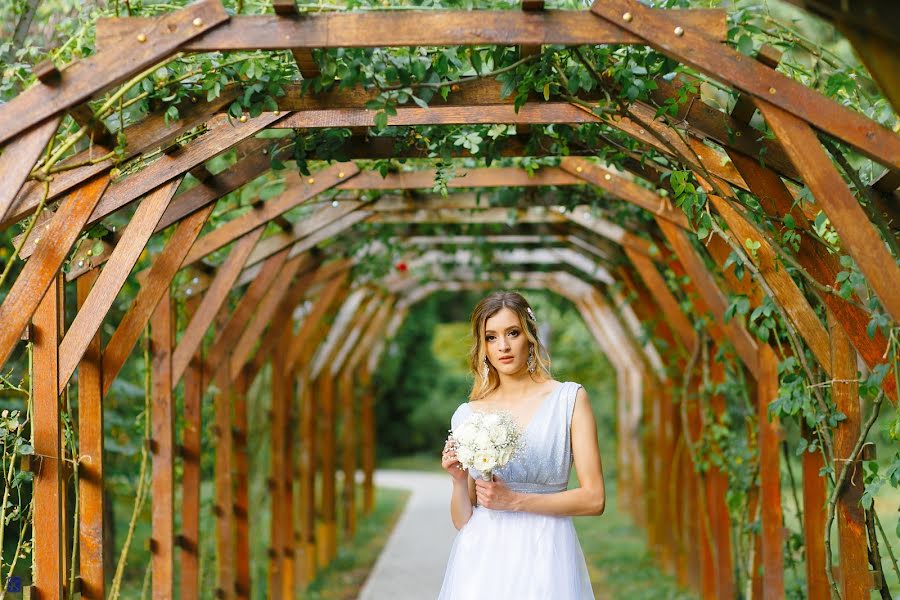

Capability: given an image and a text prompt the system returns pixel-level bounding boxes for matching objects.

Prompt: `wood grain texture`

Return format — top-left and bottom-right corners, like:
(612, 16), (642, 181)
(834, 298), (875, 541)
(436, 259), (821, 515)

(591, 0), (900, 168)
(800, 421), (828, 600)
(102, 205), (213, 395)
(0, 0), (229, 146)
(757, 344), (786, 598)
(76, 271), (105, 600)
(179, 314), (203, 600)
(213, 367), (236, 600)
(182, 162), (358, 266)
(232, 370), (252, 599)
(828, 309), (869, 598)
(3, 90), (237, 231)
(150, 295), (175, 600)
(32, 276), (64, 600)
(338, 166), (582, 190)
(758, 100), (900, 322)
(0, 117), (61, 222)
(14, 112), (283, 258)
(58, 179), (181, 389)
(0, 175), (109, 371)
(95, 9), (727, 50)
(171, 226), (264, 384)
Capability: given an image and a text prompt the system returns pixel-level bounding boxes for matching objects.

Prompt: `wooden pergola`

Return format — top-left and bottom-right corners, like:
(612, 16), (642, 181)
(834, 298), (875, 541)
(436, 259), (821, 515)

(0, 0), (898, 598)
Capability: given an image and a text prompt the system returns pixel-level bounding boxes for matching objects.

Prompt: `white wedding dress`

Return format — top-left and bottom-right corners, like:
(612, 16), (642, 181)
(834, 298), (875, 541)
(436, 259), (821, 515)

(437, 381), (596, 599)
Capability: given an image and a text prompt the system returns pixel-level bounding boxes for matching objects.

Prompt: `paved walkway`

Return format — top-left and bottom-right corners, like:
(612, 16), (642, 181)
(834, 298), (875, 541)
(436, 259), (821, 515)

(358, 469), (458, 599)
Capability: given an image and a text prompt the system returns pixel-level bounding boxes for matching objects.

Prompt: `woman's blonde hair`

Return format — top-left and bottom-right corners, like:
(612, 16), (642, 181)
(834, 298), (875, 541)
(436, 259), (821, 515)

(468, 291), (551, 401)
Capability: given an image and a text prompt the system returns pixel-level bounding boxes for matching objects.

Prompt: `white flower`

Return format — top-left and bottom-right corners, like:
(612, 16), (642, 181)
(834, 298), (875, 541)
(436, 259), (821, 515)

(489, 426), (509, 446)
(498, 446), (514, 465)
(474, 449), (498, 472)
(454, 423), (475, 446)
(457, 447), (475, 466)
(483, 413), (501, 429)
(474, 430), (492, 449)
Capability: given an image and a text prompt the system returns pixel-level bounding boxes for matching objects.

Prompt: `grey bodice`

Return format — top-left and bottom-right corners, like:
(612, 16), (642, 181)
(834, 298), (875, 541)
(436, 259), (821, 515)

(450, 381), (583, 494)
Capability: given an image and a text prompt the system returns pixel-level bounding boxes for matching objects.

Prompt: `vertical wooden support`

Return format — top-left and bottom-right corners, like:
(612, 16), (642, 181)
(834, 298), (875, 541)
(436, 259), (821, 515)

(214, 369), (236, 599)
(320, 373), (338, 564)
(706, 360), (735, 599)
(801, 421), (828, 599)
(685, 371), (715, 599)
(233, 369), (252, 600)
(180, 336), (202, 600)
(360, 367), (376, 515)
(757, 345), (786, 598)
(269, 353), (287, 599)
(297, 371), (318, 588)
(340, 368), (358, 540)
(641, 372), (657, 549)
(77, 271), (105, 600)
(829, 310), (869, 596)
(33, 275), (64, 600)
(150, 294), (174, 599)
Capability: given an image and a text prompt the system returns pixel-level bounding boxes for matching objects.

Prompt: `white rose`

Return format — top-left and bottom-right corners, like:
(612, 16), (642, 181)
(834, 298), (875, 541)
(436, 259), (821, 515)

(454, 423), (474, 445)
(497, 446), (514, 465)
(483, 413), (501, 428)
(489, 426), (509, 446)
(474, 449), (498, 472)
(474, 430), (492, 449)
(457, 447), (475, 466)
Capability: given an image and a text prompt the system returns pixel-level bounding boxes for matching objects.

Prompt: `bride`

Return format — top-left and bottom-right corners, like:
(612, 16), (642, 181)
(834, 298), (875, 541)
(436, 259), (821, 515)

(438, 291), (605, 599)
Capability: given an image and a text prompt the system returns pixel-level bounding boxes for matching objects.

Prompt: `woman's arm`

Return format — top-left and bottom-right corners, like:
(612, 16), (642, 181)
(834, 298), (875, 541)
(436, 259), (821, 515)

(475, 386), (606, 517)
(449, 475), (476, 530)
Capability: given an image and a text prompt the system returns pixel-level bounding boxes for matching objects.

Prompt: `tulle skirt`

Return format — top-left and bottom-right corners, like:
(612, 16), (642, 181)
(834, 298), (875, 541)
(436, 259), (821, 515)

(437, 505), (596, 599)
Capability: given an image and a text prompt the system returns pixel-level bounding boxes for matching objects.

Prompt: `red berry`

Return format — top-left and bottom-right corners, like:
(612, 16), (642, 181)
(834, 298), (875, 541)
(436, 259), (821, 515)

(396, 261), (407, 272)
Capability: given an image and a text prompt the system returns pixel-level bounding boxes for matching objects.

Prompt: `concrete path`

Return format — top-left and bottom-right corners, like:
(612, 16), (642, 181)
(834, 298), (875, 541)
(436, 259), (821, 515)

(358, 469), (458, 599)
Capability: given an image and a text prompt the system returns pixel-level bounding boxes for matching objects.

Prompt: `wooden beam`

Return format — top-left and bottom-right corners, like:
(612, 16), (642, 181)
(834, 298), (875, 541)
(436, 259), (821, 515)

(150, 294), (175, 599)
(232, 370), (252, 599)
(757, 344), (786, 598)
(171, 227), (264, 384)
(181, 163), (358, 266)
(213, 366), (236, 600)
(757, 100), (900, 322)
(14, 112), (284, 259)
(0, 175), (109, 370)
(0, 117), (60, 222)
(94, 10), (727, 51)
(179, 303), (203, 600)
(828, 309), (869, 597)
(33, 276), (64, 600)
(76, 271), (105, 600)
(102, 205), (213, 395)
(590, 0), (900, 168)
(58, 178), (182, 389)
(801, 421), (828, 600)
(0, 0), (229, 145)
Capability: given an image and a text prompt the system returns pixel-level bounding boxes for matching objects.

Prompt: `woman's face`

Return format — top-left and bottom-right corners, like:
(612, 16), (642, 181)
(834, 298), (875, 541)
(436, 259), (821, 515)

(483, 307), (530, 376)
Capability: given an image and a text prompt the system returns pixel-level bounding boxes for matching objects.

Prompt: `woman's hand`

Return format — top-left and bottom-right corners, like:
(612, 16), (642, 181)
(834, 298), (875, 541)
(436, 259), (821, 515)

(441, 437), (468, 483)
(475, 475), (521, 511)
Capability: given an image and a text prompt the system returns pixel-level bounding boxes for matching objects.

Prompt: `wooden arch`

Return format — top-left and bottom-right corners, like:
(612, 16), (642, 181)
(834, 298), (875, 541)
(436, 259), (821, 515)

(0, 0), (898, 598)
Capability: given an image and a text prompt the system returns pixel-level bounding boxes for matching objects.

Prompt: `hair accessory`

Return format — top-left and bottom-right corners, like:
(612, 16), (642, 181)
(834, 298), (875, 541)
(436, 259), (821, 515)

(526, 307), (536, 323)
(527, 345), (536, 374)
(482, 357), (489, 381)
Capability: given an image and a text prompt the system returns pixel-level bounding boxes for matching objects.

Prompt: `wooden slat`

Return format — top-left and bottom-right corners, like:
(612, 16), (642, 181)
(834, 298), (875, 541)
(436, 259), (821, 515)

(150, 294), (175, 599)
(101, 205), (213, 394)
(3, 90), (238, 231)
(561, 157), (690, 229)
(339, 369), (357, 539)
(0, 175), (109, 371)
(319, 372), (338, 564)
(0, 0), (228, 146)
(58, 179), (181, 389)
(171, 227), (264, 384)
(232, 370), (252, 599)
(297, 371), (317, 588)
(14, 112), (283, 259)
(801, 421), (828, 600)
(757, 345), (786, 598)
(179, 315), (202, 600)
(269, 338), (290, 599)
(828, 309), (869, 597)
(77, 271), (105, 600)
(214, 367), (236, 600)
(707, 192), (831, 371)
(590, 0), (900, 168)
(0, 117), (61, 222)
(94, 10), (727, 50)
(33, 276), (64, 599)
(757, 100), (900, 322)
(338, 166), (582, 190)
(181, 162), (358, 266)
(656, 219), (759, 376)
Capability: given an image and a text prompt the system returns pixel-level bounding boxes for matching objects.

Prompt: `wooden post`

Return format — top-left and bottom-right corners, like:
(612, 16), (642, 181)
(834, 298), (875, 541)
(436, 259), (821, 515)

(340, 368), (358, 540)
(359, 368), (376, 514)
(297, 371), (318, 588)
(179, 332), (202, 600)
(757, 345), (786, 598)
(801, 421), (828, 599)
(214, 368), (236, 599)
(829, 310), (869, 597)
(77, 271), (105, 600)
(706, 360), (735, 599)
(320, 373), (338, 564)
(33, 275), (64, 600)
(233, 369), (252, 600)
(150, 294), (175, 599)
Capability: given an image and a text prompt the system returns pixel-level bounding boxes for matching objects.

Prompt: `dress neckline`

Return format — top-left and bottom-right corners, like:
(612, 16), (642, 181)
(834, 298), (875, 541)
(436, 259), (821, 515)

(467, 381), (566, 434)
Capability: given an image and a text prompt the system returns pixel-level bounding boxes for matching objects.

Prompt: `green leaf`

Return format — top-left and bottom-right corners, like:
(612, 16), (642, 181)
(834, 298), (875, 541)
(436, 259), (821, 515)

(737, 35), (754, 56)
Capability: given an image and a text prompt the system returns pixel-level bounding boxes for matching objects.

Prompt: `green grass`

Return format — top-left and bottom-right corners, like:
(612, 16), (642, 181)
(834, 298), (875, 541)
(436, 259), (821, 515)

(378, 450), (446, 473)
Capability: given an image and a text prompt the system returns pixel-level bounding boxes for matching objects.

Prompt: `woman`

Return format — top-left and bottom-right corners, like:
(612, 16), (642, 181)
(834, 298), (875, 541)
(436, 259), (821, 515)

(438, 291), (605, 599)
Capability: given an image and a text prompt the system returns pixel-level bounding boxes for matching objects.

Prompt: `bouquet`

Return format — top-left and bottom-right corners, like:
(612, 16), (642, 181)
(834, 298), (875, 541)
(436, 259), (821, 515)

(449, 410), (524, 482)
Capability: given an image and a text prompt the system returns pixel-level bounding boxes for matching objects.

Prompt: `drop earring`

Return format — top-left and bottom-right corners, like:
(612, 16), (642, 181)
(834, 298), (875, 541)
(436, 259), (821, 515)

(482, 357), (490, 380)
(527, 345), (536, 374)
